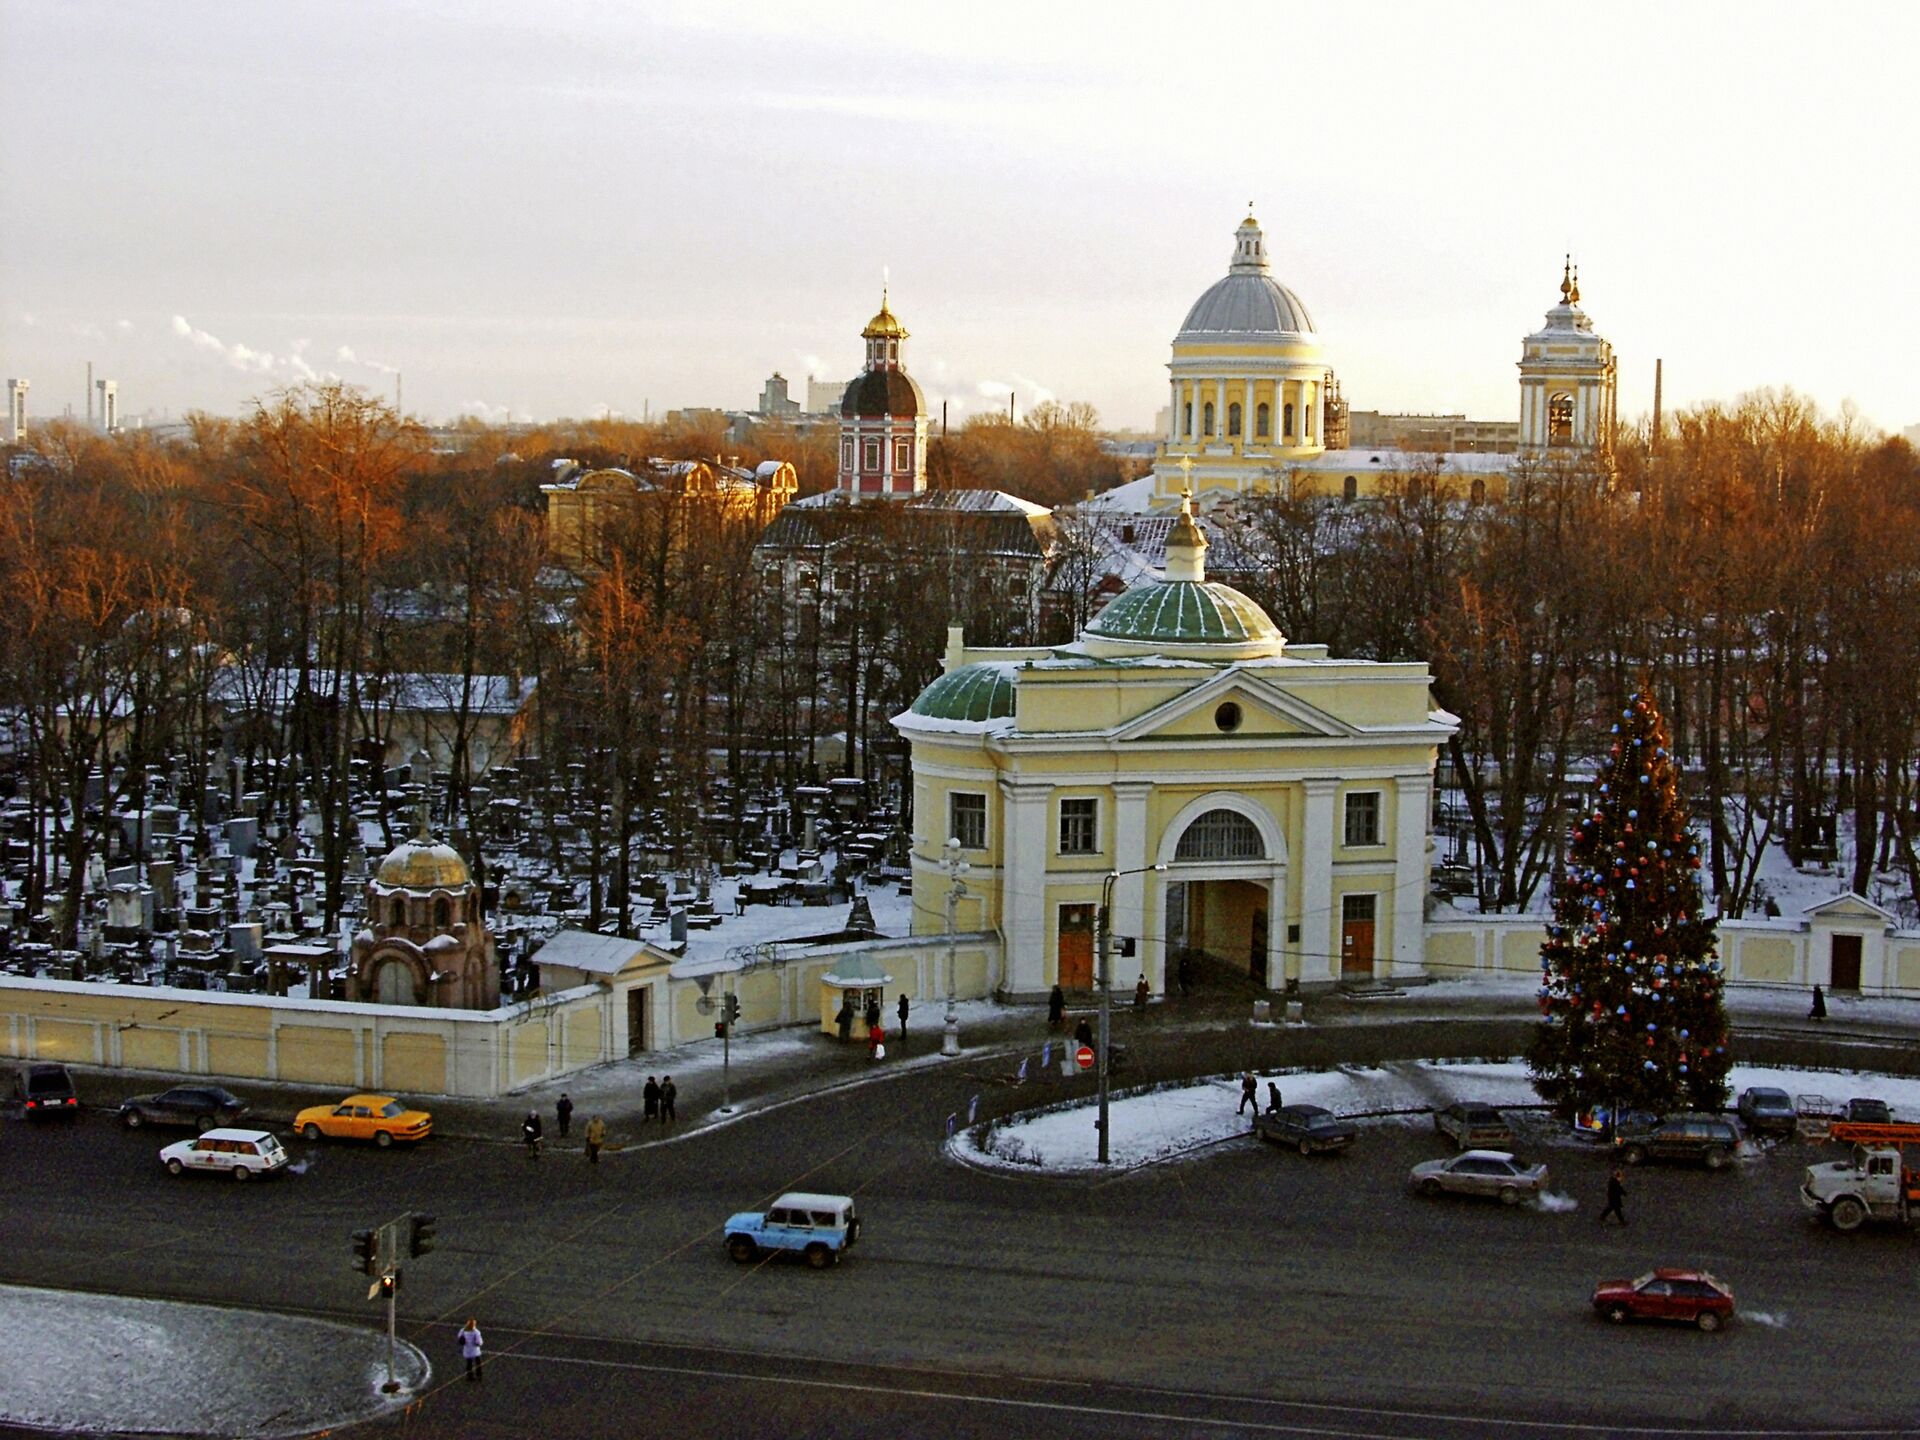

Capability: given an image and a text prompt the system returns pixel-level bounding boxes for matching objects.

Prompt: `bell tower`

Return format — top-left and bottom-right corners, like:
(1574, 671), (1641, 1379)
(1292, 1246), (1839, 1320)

(836, 290), (930, 501)
(1518, 257), (1617, 456)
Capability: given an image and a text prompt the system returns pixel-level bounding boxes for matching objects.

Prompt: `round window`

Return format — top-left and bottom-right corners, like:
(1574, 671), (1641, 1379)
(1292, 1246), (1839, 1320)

(1214, 701), (1242, 733)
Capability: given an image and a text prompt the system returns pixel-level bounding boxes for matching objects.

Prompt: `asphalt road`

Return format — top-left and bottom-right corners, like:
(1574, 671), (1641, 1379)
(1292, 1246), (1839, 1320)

(4, 1062), (1919, 1440)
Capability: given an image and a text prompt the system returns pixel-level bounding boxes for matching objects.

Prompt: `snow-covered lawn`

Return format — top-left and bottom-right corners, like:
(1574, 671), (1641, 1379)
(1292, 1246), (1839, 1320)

(949, 1059), (1920, 1176)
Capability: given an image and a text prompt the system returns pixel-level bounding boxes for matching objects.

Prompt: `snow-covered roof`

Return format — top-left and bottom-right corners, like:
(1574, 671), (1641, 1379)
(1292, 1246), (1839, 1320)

(530, 929), (653, 975)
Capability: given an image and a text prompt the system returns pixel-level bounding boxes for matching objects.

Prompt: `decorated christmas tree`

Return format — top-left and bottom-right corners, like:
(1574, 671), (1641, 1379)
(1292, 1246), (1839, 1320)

(1529, 688), (1731, 1119)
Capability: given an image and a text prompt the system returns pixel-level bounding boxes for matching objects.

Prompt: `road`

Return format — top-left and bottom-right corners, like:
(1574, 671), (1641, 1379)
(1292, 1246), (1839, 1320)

(4, 1060), (1918, 1439)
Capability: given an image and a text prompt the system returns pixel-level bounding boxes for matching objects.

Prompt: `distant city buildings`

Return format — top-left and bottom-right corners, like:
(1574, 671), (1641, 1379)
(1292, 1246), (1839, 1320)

(757, 372), (801, 420)
(6, 378), (25, 441)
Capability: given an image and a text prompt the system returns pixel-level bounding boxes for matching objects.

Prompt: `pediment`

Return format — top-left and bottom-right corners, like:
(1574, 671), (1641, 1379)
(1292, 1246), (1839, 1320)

(1804, 891), (1897, 925)
(1113, 671), (1354, 743)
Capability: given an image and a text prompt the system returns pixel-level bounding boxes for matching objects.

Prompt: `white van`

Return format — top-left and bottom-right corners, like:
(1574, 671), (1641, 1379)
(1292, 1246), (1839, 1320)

(159, 1128), (289, 1180)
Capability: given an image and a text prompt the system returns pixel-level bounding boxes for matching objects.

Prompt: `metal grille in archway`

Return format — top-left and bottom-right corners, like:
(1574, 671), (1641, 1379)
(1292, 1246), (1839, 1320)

(1173, 808), (1265, 861)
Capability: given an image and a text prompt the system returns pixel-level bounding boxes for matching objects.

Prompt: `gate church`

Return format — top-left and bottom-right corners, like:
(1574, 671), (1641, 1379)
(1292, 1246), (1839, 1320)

(894, 492), (1458, 997)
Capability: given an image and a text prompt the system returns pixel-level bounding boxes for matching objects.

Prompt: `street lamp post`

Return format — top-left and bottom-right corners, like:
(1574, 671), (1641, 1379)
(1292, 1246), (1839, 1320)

(941, 837), (970, 1057)
(1097, 861), (1167, 1164)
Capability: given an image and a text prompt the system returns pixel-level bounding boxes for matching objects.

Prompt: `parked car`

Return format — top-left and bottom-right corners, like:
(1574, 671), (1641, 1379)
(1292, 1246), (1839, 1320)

(1617, 1114), (1740, 1169)
(1573, 1106), (1657, 1142)
(159, 1128), (289, 1181)
(293, 1094), (433, 1146)
(1735, 1087), (1798, 1139)
(119, 1085), (249, 1132)
(1255, 1104), (1357, 1155)
(1843, 1097), (1893, 1125)
(1591, 1268), (1734, 1331)
(724, 1191), (861, 1269)
(13, 1063), (79, 1120)
(1410, 1149), (1550, 1204)
(1433, 1102), (1513, 1150)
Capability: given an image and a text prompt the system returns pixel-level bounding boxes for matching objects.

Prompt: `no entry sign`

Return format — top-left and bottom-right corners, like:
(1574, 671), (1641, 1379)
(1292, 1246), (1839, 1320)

(1076, 1045), (1095, 1070)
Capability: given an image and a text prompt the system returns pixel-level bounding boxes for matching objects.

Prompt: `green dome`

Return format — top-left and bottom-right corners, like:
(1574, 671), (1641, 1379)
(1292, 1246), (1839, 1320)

(909, 662), (1019, 722)
(1086, 580), (1281, 645)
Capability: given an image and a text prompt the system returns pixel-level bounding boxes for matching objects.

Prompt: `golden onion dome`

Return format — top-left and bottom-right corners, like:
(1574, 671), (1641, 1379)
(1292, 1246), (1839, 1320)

(862, 292), (909, 340)
(375, 838), (472, 890)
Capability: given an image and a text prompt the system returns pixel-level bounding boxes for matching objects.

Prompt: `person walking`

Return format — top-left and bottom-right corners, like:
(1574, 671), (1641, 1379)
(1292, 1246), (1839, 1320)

(1238, 1071), (1258, 1116)
(457, 1318), (484, 1381)
(522, 1109), (543, 1160)
(1047, 984), (1066, 1031)
(896, 993), (910, 1048)
(643, 1076), (661, 1123)
(555, 1092), (573, 1139)
(864, 995), (882, 1032)
(867, 1020), (886, 1060)
(583, 1114), (606, 1165)
(1074, 1015), (1093, 1049)
(836, 998), (855, 1042)
(1266, 1081), (1283, 1114)
(1133, 974), (1150, 1014)
(1599, 1167), (1627, 1226)
(1809, 983), (1827, 1020)
(659, 1076), (677, 1124)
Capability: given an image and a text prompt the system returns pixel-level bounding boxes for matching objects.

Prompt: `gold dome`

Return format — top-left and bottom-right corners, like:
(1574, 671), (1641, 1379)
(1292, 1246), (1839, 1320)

(862, 291), (909, 340)
(375, 838), (472, 890)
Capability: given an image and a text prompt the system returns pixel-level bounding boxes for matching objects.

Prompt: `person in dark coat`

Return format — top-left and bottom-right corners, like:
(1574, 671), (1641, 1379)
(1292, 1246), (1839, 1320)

(1047, 984), (1066, 1031)
(555, 1092), (573, 1138)
(896, 993), (910, 1045)
(1599, 1167), (1627, 1225)
(1177, 951), (1194, 996)
(1238, 1071), (1258, 1115)
(1133, 975), (1150, 1014)
(1810, 983), (1827, 1020)
(659, 1076), (677, 1124)
(836, 998), (855, 1042)
(1266, 1082), (1283, 1114)
(522, 1110), (543, 1160)
(864, 995), (882, 1031)
(643, 1076), (661, 1122)
(1074, 1015), (1093, 1049)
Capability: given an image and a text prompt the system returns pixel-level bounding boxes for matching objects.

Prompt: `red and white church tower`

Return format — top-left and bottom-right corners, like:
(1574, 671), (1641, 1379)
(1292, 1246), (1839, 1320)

(836, 292), (929, 500)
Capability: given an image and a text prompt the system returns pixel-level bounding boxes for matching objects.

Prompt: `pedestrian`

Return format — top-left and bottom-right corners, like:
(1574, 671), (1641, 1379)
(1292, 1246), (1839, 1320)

(643, 1075), (660, 1122)
(1133, 974), (1150, 1014)
(1599, 1167), (1627, 1226)
(1266, 1081), (1283, 1114)
(867, 1020), (886, 1060)
(522, 1109), (543, 1160)
(1238, 1071), (1258, 1115)
(457, 1318), (484, 1381)
(1047, 984), (1066, 1031)
(865, 995), (882, 1032)
(1177, 951), (1194, 996)
(1074, 1015), (1093, 1049)
(836, 998), (855, 1042)
(556, 1091), (573, 1139)
(583, 1114), (606, 1165)
(897, 992), (910, 1046)
(660, 1075), (677, 1124)
(1810, 983), (1827, 1020)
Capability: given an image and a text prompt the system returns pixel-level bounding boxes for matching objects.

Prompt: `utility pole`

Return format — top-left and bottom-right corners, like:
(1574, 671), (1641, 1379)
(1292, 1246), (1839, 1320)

(1098, 863), (1166, 1164)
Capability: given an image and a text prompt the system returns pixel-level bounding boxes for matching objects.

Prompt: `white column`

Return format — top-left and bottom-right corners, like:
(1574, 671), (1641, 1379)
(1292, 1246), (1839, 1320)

(1113, 782), (1152, 988)
(1243, 378), (1256, 448)
(1000, 783), (1050, 997)
(1301, 780), (1337, 983)
(1267, 872), (1288, 988)
(1214, 378), (1228, 442)
(1391, 774), (1431, 977)
(1168, 381), (1180, 442)
(1283, 381), (1296, 445)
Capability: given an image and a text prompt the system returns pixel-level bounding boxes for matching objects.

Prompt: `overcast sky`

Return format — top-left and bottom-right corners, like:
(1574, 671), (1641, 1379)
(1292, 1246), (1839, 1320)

(2, 0), (1914, 434)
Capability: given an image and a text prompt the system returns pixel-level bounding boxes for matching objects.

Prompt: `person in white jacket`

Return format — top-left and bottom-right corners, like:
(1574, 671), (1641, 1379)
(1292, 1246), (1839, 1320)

(458, 1318), (484, 1381)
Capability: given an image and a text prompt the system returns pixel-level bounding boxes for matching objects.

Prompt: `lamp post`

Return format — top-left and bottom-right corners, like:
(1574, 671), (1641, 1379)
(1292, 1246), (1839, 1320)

(941, 837), (969, 1057)
(1097, 861), (1167, 1164)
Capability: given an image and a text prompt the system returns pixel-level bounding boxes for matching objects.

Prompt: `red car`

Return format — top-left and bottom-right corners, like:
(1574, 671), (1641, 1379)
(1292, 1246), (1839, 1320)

(1592, 1269), (1734, 1332)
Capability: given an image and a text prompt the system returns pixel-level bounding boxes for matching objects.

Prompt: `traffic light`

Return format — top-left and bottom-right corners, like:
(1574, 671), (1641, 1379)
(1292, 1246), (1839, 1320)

(727, 993), (741, 1023)
(352, 1228), (378, 1276)
(379, 1270), (399, 1298)
(408, 1212), (437, 1258)
(714, 1020), (727, 1039)
(1118, 937), (1137, 958)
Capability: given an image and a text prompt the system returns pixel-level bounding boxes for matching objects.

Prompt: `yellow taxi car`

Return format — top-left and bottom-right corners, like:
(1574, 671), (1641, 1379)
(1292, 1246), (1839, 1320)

(294, 1094), (433, 1148)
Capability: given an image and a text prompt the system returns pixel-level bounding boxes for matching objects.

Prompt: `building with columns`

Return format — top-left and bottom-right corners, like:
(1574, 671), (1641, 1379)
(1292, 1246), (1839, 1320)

(894, 490), (1457, 998)
(1517, 260), (1617, 455)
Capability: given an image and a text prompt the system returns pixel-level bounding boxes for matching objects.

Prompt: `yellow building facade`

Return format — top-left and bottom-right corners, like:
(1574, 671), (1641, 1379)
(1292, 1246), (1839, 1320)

(895, 495), (1459, 997)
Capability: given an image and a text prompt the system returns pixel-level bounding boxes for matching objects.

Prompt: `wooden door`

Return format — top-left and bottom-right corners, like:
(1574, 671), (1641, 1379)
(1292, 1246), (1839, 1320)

(627, 986), (648, 1055)
(1831, 934), (1863, 991)
(1341, 895), (1375, 979)
(1059, 904), (1094, 990)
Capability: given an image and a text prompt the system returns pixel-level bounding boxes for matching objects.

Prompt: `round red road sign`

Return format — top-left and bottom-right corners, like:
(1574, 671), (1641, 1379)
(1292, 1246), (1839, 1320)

(1075, 1045), (1095, 1070)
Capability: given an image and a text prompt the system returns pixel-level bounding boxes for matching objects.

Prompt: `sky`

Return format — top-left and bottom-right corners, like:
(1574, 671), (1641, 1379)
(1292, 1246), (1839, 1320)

(1, 0), (1915, 434)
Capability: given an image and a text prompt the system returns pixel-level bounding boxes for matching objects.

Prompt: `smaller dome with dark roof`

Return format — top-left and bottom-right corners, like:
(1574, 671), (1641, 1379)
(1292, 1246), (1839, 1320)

(841, 367), (926, 419)
(908, 662), (1019, 723)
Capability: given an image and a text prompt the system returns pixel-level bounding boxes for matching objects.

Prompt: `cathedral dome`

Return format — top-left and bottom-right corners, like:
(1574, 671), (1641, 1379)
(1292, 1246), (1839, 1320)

(1085, 580), (1282, 646)
(1177, 216), (1315, 339)
(375, 837), (472, 890)
(909, 661), (1019, 723)
(841, 367), (926, 419)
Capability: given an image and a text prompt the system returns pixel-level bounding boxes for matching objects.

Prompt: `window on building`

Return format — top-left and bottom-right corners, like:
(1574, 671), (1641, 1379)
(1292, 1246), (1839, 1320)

(1214, 701), (1242, 732)
(1183, 403), (1193, 438)
(1174, 808), (1264, 861)
(1227, 402), (1242, 437)
(1283, 403), (1295, 439)
(949, 792), (987, 850)
(840, 439), (854, 470)
(1470, 478), (1486, 505)
(1548, 392), (1574, 446)
(1344, 791), (1382, 847)
(1255, 403), (1270, 438)
(1058, 798), (1098, 855)
(1343, 475), (1358, 502)
(894, 439), (910, 471)
(863, 438), (880, 471)
(1203, 402), (1215, 437)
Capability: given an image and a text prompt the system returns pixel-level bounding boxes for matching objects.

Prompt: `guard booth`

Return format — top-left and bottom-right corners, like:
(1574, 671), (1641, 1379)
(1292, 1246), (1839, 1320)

(819, 953), (892, 1040)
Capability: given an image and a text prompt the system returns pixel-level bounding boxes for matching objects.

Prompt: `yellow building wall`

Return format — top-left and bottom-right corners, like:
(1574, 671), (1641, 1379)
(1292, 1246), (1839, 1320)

(121, 1027), (185, 1072)
(1498, 927), (1547, 971)
(29, 1020), (98, 1064)
(382, 1032), (448, 1094)
(1423, 929), (1479, 978)
(1738, 936), (1795, 984)
(1896, 944), (1920, 991)
(275, 1025), (356, 1084)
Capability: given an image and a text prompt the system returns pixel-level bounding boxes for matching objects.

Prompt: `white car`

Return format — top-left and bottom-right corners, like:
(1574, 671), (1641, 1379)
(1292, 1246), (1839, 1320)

(1410, 1149), (1549, 1204)
(160, 1128), (289, 1180)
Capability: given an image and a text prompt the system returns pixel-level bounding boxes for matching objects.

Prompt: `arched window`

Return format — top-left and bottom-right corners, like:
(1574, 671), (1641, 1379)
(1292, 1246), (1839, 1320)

(1343, 475), (1358, 502)
(433, 896), (451, 930)
(1183, 403), (1193, 438)
(374, 959), (417, 1006)
(1283, 403), (1295, 439)
(1227, 402), (1242, 437)
(1174, 808), (1266, 861)
(1255, 403), (1270, 438)
(1470, 478), (1486, 505)
(1548, 392), (1575, 446)
(1203, 402), (1216, 437)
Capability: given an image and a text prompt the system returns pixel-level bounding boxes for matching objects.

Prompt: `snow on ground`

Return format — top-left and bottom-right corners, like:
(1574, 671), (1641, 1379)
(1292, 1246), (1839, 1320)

(950, 1059), (1920, 1176)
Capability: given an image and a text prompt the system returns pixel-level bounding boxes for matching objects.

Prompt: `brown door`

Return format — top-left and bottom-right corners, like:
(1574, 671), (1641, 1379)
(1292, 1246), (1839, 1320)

(1059, 904), (1094, 990)
(1831, 934), (1863, 991)
(1341, 895), (1376, 980)
(627, 986), (648, 1054)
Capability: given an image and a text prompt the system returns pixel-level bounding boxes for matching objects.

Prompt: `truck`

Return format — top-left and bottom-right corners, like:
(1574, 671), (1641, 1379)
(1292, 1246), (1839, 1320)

(1800, 1121), (1920, 1231)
